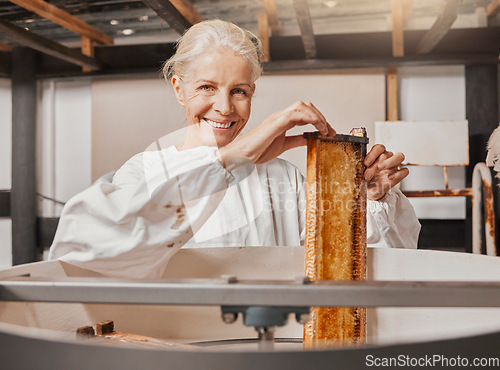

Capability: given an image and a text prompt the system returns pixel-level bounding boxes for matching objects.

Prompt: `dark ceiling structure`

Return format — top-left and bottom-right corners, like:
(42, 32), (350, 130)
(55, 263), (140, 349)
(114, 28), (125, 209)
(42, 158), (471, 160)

(0, 0), (498, 77)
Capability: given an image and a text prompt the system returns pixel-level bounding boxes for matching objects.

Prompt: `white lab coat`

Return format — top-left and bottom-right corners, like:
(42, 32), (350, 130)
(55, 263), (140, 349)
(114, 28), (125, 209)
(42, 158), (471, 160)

(49, 146), (420, 278)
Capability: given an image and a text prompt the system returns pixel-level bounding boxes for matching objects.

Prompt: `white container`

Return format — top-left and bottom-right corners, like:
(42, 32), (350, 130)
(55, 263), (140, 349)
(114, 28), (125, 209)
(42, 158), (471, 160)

(1, 246), (500, 346)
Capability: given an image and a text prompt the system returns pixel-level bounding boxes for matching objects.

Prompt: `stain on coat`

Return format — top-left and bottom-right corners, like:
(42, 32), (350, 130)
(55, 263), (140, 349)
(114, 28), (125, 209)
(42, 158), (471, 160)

(171, 206), (185, 230)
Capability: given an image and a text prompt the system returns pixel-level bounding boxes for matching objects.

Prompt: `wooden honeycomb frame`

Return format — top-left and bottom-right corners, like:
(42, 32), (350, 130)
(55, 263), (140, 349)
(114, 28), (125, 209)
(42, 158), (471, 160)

(303, 132), (368, 348)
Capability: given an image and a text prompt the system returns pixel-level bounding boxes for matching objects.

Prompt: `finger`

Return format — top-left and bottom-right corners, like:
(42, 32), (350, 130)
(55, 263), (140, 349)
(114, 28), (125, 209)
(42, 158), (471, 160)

(364, 164), (378, 181)
(326, 123), (336, 137)
(305, 101), (328, 128)
(309, 118), (329, 136)
(384, 151), (394, 158)
(366, 157), (399, 182)
(367, 180), (394, 201)
(388, 167), (409, 184)
(379, 152), (405, 170)
(364, 144), (386, 167)
(301, 102), (330, 135)
(375, 151), (393, 169)
(286, 105), (328, 135)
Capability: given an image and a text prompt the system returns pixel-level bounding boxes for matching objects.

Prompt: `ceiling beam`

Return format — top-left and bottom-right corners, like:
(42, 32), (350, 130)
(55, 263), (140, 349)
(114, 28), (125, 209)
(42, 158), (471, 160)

(258, 12), (270, 63)
(81, 35), (95, 73)
(263, 54), (498, 73)
(8, 0), (113, 45)
(263, 0), (280, 36)
(32, 27), (500, 78)
(169, 0), (203, 25)
(392, 0), (405, 57)
(416, 0), (460, 55)
(486, 0), (500, 17)
(142, 0), (196, 34)
(36, 52), (499, 80)
(0, 42), (13, 52)
(402, 0), (414, 23)
(292, 0), (316, 59)
(0, 18), (101, 70)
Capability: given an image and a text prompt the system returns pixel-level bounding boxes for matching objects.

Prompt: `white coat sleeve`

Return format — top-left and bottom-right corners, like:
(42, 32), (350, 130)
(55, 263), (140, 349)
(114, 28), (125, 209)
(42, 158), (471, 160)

(367, 187), (421, 249)
(48, 147), (233, 278)
(297, 172), (419, 249)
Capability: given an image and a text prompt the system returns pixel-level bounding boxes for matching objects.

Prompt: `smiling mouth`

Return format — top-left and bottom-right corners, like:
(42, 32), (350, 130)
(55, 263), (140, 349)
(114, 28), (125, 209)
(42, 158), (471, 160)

(203, 118), (235, 129)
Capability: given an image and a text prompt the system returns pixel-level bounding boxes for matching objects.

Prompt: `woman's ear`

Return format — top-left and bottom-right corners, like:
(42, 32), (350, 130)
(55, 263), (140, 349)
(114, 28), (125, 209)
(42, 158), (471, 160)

(171, 75), (185, 106)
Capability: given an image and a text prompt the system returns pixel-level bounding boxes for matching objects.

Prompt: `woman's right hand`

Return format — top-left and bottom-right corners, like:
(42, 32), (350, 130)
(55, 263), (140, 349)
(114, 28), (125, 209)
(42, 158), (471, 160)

(217, 101), (335, 170)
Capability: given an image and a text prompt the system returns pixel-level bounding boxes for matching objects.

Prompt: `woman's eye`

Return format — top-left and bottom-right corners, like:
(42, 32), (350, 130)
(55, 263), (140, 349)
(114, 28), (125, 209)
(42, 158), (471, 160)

(232, 88), (248, 96)
(199, 85), (214, 92)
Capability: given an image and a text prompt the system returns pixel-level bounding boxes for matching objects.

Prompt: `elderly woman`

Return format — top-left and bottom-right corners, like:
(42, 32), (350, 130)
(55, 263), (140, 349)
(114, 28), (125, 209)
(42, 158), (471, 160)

(49, 20), (420, 278)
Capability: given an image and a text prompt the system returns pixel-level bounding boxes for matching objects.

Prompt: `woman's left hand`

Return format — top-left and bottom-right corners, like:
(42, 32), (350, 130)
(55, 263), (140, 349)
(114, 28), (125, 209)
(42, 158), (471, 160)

(364, 144), (409, 201)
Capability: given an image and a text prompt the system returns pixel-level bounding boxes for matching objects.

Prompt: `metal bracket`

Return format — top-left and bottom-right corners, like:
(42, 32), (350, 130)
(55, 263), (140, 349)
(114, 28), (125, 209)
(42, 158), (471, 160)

(220, 305), (310, 351)
(221, 305), (310, 328)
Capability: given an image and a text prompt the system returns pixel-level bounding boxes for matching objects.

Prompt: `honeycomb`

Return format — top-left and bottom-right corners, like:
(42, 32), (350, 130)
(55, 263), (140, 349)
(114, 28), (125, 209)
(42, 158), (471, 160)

(303, 132), (367, 348)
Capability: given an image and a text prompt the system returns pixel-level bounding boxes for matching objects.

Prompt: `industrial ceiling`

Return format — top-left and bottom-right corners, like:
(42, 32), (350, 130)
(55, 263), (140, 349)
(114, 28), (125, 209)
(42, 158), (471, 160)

(0, 0), (499, 77)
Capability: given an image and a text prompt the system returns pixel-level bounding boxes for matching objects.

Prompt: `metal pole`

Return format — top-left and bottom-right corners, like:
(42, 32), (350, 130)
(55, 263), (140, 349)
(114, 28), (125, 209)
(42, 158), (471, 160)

(2, 278), (500, 308)
(11, 47), (38, 265)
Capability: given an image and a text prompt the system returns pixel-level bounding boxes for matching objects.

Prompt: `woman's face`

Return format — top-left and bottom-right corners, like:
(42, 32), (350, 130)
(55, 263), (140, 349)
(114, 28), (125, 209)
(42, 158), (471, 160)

(172, 49), (255, 148)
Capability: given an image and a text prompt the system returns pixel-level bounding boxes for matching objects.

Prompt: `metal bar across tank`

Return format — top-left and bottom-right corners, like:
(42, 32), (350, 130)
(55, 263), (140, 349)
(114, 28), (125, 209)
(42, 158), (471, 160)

(2, 278), (500, 307)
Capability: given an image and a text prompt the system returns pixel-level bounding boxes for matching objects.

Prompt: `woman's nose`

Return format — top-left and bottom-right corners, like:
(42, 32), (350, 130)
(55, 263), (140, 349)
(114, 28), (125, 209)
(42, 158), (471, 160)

(213, 92), (234, 115)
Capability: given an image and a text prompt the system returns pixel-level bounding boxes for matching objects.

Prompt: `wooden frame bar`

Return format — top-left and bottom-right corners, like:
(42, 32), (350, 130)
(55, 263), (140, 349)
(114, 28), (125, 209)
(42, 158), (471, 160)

(404, 189), (472, 197)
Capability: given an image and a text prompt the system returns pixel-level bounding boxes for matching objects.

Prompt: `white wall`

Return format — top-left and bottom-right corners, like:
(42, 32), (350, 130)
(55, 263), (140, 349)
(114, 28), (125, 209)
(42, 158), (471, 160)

(37, 80), (92, 217)
(251, 70), (385, 176)
(0, 79), (12, 269)
(0, 79), (11, 190)
(91, 78), (186, 180)
(0, 80), (92, 266)
(396, 66), (466, 219)
(91, 70), (386, 179)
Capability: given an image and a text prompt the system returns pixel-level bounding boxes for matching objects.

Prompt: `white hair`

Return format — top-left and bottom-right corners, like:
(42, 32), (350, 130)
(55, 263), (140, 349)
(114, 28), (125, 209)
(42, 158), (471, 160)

(163, 19), (263, 84)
